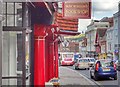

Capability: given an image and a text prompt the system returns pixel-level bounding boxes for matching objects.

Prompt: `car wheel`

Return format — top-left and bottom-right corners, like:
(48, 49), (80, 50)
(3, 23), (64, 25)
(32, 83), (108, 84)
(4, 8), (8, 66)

(114, 75), (117, 80)
(88, 68), (89, 70)
(94, 75), (98, 81)
(75, 66), (78, 70)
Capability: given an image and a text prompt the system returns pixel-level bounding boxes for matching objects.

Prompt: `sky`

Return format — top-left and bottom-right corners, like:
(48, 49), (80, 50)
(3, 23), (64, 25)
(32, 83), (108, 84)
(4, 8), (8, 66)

(78, 0), (120, 32)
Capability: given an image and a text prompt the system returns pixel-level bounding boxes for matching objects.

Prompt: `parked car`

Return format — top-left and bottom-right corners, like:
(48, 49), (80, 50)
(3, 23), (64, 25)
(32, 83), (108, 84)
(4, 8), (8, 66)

(74, 58), (89, 70)
(90, 59), (117, 81)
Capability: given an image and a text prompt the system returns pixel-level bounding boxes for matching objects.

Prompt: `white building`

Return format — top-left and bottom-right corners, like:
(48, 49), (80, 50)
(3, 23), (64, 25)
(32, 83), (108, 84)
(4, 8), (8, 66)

(79, 38), (87, 57)
(0, 1), (2, 86)
(106, 27), (114, 58)
(85, 20), (110, 56)
(113, 11), (120, 60)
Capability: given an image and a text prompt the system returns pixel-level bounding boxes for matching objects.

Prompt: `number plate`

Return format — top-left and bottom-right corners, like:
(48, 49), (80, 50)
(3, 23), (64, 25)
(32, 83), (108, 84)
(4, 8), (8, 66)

(103, 68), (110, 71)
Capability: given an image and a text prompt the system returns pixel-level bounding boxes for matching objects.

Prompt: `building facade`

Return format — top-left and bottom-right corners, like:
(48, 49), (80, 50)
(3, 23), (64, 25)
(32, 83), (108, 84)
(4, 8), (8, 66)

(79, 37), (87, 57)
(59, 40), (79, 53)
(0, 1), (3, 86)
(113, 11), (120, 60)
(106, 27), (114, 58)
(95, 28), (107, 59)
(1, 2), (31, 85)
(85, 20), (109, 57)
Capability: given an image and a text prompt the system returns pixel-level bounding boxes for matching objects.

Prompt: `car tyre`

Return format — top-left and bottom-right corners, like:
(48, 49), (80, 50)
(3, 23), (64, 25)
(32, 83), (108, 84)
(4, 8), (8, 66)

(75, 66), (78, 70)
(114, 75), (117, 80)
(94, 75), (98, 81)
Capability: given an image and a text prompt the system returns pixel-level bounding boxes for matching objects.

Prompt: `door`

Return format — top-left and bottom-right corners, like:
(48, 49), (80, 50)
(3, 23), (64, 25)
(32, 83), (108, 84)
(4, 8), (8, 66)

(2, 26), (31, 86)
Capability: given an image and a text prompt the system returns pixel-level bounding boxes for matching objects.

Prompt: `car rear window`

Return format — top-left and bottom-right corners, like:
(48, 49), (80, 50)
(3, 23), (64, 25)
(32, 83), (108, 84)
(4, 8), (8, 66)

(100, 60), (114, 67)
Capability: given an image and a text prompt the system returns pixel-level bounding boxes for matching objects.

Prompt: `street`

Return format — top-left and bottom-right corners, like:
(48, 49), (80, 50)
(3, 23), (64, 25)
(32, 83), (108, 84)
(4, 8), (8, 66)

(65, 66), (118, 86)
(1, 0), (120, 86)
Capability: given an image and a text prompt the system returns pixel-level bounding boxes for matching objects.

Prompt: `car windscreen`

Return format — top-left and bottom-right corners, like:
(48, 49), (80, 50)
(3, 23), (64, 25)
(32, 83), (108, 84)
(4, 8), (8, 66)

(74, 55), (79, 58)
(89, 59), (95, 62)
(79, 59), (89, 62)
(63, 54), (73, 58)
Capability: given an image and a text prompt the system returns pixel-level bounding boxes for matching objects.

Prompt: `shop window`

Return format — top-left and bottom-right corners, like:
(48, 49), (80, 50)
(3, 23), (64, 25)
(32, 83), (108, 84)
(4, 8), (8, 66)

(3, 3), (22, 26)
(7, 3), (14, 14)
(2, 3), (31, 85)
(2, 27), (31, 85)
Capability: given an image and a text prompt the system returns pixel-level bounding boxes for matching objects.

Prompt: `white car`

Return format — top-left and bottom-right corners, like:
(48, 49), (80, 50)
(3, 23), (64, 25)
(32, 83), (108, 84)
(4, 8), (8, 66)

(74, 58), (89, 70)
(78, 57), (95, 67)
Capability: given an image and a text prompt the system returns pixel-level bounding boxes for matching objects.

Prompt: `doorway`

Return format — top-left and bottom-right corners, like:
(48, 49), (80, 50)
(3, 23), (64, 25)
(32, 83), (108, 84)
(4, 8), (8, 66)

(2, 26), (31, 86)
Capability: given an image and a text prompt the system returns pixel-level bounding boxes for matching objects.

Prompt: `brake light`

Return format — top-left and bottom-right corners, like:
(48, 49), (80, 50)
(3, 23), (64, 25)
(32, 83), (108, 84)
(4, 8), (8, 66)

(95, 63), (99, 71)
(114, 64), (116, 70)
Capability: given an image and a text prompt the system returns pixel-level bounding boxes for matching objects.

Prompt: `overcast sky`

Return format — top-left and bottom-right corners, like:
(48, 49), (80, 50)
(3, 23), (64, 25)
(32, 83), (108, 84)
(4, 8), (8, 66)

(78, 0), (120, 32)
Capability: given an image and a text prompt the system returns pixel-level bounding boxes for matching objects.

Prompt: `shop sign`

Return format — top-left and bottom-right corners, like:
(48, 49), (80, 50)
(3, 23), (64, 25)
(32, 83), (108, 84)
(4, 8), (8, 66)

(62, 1), (91, 19)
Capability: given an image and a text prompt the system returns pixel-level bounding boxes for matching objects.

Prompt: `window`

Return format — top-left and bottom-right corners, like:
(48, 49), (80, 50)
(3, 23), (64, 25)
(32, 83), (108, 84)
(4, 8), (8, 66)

(3, 3), (22, 26)
(100, 60), (114, 67)
(115, 19), (117, 24)
(115, 44), (117, 47)
(110, 43), (111, 50)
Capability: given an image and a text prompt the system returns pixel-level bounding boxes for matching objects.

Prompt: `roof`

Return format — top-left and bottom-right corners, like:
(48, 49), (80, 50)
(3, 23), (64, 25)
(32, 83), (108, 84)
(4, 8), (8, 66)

(87, 20), (99, 27)
(100, 17), (113, 22)
(100, 17), (113, 27)
(55, 12), (78, 31)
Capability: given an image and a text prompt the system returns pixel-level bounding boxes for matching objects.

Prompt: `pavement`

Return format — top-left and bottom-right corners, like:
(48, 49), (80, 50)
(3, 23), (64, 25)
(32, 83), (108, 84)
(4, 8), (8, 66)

(59, 66), (98, 86)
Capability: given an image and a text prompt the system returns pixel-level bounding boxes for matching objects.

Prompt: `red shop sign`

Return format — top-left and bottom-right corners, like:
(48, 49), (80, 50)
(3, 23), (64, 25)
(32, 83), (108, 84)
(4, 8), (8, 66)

(62, 1), (91, 19)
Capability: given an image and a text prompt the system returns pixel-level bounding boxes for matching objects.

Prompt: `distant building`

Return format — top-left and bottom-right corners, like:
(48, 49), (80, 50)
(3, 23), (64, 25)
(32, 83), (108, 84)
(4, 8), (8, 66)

(59, 41), (79, 52)
(59, 35), (80, 53)
(59, 34), (86, 54)
(85, 19), (111, 57)
(95, 28), (107, 57)
(79, 37), (87, 57)
(112, 11), (120, 60)
(106, 27), (114, 59)
(100, 17), (113, 27)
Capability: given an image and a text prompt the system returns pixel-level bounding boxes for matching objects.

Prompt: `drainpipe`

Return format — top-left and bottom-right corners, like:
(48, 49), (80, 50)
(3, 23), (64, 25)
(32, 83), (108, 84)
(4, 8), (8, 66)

(0, 0), (3, 86)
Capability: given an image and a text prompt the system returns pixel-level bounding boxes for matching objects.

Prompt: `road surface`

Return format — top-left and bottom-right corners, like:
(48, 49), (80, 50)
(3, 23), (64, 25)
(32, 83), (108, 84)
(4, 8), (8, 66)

(65, 66), (118, 86)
